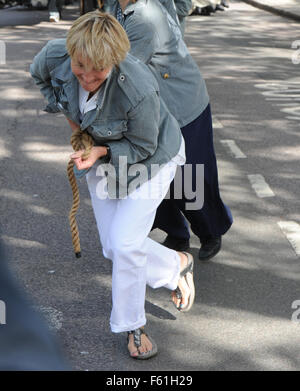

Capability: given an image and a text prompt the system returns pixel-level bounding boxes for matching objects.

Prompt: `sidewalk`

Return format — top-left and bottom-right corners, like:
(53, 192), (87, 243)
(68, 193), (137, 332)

(242, 0), (300, 21)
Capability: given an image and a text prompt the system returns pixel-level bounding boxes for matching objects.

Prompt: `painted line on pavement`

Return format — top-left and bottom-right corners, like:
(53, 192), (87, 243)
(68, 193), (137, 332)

(220, 139), (247, 158)
(212, 117), (223, 129)
(266, 98), (300, 101)
(278, 221), (300, 257)
(275, 103), (300, 106)
(248, 174), (275, 198)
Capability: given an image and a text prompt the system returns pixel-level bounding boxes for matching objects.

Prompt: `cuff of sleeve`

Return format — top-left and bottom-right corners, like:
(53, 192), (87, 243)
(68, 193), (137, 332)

(101, 144), (114, 164)
(99, 155), (110, 164)
(104, 142), (120, 167)
(73, 165), (92, 179)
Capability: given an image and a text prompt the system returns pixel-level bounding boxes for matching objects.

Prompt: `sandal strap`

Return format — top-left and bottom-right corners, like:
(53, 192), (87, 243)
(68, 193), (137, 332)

(174, 287), (182, 299)
(179, 252), (194, 278)
(127, 328), (146, 348)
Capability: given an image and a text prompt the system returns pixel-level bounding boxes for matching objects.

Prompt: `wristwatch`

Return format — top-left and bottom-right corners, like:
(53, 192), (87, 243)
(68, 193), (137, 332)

(105, 145), (111, 160)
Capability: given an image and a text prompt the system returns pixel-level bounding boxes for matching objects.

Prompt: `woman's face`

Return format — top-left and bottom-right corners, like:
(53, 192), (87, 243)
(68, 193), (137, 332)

(71, 54), (112, 93)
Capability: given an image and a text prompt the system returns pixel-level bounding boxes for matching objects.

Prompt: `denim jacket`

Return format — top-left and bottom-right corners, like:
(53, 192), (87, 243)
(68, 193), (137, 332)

(30, 39), (182, 198)
(158, 0), (180, 24)
(103, 0), (209, 128)
(174, 0), (192, 16)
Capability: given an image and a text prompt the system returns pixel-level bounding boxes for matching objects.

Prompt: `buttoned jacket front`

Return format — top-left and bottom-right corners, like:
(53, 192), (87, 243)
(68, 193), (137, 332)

(30, 39), (182, 197)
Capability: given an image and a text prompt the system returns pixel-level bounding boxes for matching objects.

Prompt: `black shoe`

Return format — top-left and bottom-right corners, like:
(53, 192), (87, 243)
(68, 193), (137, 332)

(162, 235), (190, 252)
(207, 5), (216, 13)
(201, 5), (214, 15)
(198, 237), (221, 261)
(191, 6), (202, 15)
(200, 7), (210, 16)
(216, 4), (225, 11)
(221, 0), (230, 7)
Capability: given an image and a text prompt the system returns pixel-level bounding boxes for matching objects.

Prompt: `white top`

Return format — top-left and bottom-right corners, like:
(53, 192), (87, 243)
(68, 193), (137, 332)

(78, 84), (186, 166)
(79, 85), (101, 121)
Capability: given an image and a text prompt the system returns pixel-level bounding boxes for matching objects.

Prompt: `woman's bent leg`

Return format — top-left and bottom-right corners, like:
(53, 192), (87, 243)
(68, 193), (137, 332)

(87, 162), (181, 333)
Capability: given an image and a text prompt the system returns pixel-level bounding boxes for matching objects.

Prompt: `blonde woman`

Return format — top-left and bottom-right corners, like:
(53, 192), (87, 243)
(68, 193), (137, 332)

(30, 12), (195, 360)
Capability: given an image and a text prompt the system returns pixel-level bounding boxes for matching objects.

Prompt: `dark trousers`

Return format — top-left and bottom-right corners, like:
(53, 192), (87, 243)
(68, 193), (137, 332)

(80, 0), (97, 14)
(152, 104), (233, 241)
(48, 0), (63, 12)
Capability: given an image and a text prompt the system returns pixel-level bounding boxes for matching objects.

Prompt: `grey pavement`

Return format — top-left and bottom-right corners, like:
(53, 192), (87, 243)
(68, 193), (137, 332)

(242, 0), (300, 21)
(1, 0), (300, 371)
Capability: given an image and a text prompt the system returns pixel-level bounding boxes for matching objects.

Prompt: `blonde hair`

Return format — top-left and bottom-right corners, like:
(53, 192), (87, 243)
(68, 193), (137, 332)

(66, 11), (130, 70)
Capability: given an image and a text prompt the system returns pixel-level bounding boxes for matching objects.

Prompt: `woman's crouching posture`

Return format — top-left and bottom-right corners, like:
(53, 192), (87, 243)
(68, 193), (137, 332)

(30, 11), (195, 359)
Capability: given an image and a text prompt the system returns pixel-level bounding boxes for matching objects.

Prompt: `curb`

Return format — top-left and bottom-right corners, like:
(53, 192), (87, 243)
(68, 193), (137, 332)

(242, 0), (300, 22)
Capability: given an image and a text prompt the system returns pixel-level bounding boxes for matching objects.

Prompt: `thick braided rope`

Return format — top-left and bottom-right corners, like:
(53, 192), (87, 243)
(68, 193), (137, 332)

(67, 129), (94, 258)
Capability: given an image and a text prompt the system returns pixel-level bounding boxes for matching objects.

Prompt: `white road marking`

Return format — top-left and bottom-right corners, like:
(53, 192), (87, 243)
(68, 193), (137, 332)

(266, 98), (299, 101)
(248, 174), (275, 198)
(255, 82), (300, 120)
(275, 103), (300, 106)
(220, 139), (247, 158)
(212, 117), (223, 129)
(278, 221), (300, 257)
(286, 116), (300, 121)
(280, 106), (300, 116)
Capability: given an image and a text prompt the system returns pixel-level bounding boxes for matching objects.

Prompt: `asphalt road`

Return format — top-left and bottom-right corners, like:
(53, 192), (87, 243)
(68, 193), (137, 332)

(0, 1), (300, 371)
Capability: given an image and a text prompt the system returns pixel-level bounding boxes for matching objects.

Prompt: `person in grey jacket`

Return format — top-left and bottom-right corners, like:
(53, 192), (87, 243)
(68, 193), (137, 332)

(30, 12), (195, 360)
(158, 0), (191, 36)
(103, 0), (232, 261)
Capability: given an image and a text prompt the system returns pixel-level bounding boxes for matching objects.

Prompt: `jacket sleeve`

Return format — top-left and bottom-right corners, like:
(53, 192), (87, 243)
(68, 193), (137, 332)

(105, 91), (160, 169)
(174, 0), (192, 16)
(158, 0), (180, 23)
(125, 18), (160, 64)
(30, 44), (59, 113)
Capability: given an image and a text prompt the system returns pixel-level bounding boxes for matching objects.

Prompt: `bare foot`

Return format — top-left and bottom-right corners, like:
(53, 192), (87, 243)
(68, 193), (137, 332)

(171, 252), (191, 310)
(127, 328), (153, 357)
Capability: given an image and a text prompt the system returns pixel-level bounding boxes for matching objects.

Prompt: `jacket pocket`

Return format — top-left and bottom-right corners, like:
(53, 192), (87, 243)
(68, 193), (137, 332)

(90, 119), (127, 140)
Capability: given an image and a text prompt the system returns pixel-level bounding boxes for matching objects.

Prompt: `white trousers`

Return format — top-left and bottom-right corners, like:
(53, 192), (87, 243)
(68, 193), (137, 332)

(86, 161), (181, 333)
